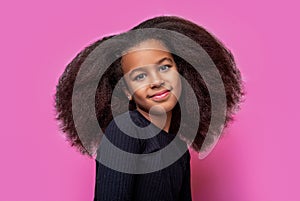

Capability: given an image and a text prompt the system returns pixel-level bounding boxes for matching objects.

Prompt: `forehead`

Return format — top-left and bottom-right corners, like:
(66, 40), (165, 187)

(121, 39), (172, 74)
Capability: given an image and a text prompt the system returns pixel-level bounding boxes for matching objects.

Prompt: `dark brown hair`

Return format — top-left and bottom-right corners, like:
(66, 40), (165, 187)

(55, 16), (245, 156)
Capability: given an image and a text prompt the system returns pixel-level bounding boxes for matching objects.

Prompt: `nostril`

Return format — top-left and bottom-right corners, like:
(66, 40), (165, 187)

(150, 80), (165, 88)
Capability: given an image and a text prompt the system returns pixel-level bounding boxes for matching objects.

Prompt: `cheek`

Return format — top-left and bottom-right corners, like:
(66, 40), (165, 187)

(124, 78), (141, 94)
(130, 85), (148, 102)
(174, 78), (182, 98)
(128, 83), (149, 95)
(169, 72), (182, 96)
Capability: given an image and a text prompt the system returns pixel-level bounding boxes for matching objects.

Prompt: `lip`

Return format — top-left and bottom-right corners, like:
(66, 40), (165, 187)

(149, 90), (170, 101)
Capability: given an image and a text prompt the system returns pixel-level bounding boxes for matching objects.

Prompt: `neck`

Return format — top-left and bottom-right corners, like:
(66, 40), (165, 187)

(137, 108), (172, 133)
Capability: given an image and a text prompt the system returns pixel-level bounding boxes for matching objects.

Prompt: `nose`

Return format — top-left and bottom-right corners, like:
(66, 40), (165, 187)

(149, 72), (165, 88)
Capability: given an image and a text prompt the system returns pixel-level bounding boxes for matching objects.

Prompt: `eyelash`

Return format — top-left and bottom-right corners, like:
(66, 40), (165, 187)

(133, 65), (172, 81)
(134, 73), (146, 81)
(159, 65), (171, 72)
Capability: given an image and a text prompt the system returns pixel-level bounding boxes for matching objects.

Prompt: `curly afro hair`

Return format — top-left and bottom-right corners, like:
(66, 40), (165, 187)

(55, 16), (245, 157)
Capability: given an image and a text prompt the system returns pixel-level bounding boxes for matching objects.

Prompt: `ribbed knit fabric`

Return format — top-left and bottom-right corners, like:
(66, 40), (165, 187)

(94, 110), (192, 201)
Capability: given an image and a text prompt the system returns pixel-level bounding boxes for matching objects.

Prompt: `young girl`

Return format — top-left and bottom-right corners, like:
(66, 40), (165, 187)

(55, 16), (244, 201)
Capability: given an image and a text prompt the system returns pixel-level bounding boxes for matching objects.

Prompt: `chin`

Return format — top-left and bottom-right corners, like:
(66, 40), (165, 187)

(148, 104), (174, 116)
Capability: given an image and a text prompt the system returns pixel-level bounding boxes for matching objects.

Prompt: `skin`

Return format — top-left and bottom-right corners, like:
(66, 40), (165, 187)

(121, 39), (182, 132)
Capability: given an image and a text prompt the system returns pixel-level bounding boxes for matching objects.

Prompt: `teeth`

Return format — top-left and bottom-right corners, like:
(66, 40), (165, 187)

(153, 91), (168, 99)
(155, 94), (164, 98)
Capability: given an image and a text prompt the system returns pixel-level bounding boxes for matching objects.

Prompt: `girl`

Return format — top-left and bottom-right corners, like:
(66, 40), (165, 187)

(55, 16), (244, 201)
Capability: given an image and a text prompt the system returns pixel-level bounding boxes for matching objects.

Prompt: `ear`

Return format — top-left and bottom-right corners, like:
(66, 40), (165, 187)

(122, 87), (132, 101)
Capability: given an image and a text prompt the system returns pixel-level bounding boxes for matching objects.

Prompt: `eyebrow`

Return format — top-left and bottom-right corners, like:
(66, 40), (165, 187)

(156, 57), (173, 64)
(128, 57), (174, 78)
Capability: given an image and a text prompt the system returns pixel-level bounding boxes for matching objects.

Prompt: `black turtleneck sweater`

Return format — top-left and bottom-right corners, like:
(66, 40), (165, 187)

(94, 110), (192, 201)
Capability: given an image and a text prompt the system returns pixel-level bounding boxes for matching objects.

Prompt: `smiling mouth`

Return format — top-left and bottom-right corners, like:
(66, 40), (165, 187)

(149, 90), (170, 101)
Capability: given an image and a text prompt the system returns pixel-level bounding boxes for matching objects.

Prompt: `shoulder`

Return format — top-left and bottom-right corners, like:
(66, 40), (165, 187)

(104, 111), (142, 154)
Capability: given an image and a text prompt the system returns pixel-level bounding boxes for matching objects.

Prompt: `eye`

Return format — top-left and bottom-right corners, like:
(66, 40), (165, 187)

(159, 65), (171, 72)
(134, 73), (146, 81)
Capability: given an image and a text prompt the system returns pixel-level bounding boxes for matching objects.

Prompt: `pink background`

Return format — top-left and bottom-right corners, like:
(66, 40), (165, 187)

(1, 0), (299, 200)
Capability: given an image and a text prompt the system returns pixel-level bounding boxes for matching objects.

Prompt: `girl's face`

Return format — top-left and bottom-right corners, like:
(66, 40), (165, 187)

(121, 39), (182, 116)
